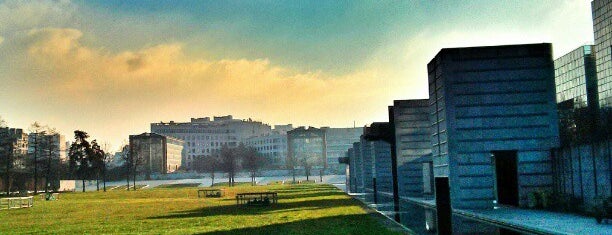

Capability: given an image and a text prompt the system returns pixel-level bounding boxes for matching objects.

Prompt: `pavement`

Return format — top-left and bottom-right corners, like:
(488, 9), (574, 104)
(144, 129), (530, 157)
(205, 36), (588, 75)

(455, 207), (612, 235)
(398, 196), (611, 235)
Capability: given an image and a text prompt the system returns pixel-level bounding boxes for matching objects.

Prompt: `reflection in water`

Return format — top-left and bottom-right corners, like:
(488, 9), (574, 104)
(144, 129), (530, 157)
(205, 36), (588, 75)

(396, 200), (526, 235)
(349, 191), (526, 234)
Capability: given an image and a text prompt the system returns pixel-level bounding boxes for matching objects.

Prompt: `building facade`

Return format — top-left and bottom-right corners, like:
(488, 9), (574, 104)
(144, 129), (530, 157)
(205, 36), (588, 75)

(362, 123), (394, 204)
(323, 127), (362, 174)
(593, 0), (612, 108)
(428, 44), (560, 209)
(244, 131), (288, 169)
(391, 100), (433, 199)
(129, 133), (184, 178)
(287, 127), (327, 176)
(0, 128), (29, 170)
(28, 133), (66, 163)
(151, 115), (272, 170)
(554, 45), (599, 109)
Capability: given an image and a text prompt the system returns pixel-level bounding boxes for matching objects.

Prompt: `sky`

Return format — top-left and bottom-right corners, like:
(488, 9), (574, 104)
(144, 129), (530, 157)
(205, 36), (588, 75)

(0, 0), (595, 151)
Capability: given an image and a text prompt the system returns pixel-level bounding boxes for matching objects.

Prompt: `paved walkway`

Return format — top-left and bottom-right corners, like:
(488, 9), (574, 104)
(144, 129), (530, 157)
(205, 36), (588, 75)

(455, 207), (611, 235)
(400, 196), (611, 235)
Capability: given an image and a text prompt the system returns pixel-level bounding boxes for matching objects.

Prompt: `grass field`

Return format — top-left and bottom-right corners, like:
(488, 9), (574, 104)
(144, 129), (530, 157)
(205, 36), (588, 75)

(0, 184), (408, 234)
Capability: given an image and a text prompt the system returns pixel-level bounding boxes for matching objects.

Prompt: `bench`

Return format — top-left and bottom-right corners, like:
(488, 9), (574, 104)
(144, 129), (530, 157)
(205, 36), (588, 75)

(0, 196), (34, 210)
(236, 192), (278, 206)
(198, 189), (223, 198)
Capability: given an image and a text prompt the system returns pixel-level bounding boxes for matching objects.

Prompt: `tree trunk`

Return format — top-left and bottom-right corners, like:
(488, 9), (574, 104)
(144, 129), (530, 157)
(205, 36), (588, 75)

(45, 152), (51, 194)
(103, 165), (106, 192)
(133, 173), (136, 191)
(126, 163), (130, 191)
(211, 172), (215, 187)
(34, 153), (37, 194)
(82, 179), (85, 192)
(96, 173), (99, 191)
(5, 149), (10, 195)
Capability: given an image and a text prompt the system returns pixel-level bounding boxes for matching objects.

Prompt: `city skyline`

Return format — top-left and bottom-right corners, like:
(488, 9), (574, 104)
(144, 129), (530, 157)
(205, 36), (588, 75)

(0, 0), (595, 150)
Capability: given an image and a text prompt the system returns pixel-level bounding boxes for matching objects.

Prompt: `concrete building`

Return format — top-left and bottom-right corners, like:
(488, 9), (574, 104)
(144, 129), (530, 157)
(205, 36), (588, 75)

(0, 128), (29, 170)
(323, 127), (362, 174)
(391, 100), (433, 199)
(151, 115), (272, 170)
(351, 142), (363, 193)
(244, 129), (289, 170)
(362, 123), (394, 204)
(129, 133), (184, 178)
(592, 0), (612, 108)
(427, 43), (560, 209)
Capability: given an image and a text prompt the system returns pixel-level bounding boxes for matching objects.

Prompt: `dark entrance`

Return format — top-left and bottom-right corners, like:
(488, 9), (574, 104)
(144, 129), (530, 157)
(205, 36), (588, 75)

(435, 177), (451, 234)
(493, 151), (519, 206)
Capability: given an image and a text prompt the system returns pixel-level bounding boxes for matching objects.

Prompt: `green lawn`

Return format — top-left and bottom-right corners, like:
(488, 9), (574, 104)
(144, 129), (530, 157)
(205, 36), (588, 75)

(0, 184), (408, 234)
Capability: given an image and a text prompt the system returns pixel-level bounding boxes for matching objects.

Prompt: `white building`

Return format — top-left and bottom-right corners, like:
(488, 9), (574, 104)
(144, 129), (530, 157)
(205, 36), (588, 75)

(244, 125), (292, 169)
(151, 115), (273, 170)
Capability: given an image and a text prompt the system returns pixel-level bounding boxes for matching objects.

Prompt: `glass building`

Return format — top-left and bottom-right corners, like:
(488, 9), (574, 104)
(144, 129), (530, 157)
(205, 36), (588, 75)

(592, 0), (612, 108)
(554, 45), (598, 109)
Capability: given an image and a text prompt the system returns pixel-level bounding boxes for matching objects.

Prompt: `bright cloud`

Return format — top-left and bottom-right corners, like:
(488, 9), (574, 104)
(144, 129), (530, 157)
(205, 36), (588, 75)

(4, 28), (403, 148)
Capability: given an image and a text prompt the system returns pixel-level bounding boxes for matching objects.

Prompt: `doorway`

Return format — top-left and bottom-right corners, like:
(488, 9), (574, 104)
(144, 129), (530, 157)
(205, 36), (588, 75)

(493, 151), (519, 206)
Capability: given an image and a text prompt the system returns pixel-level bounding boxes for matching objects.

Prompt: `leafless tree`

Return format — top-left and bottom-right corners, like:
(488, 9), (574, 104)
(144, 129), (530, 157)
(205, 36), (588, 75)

(119, 144), (131, 190)
(101, 142), (113, 192)
(28, 122), (48, 194)
(193, 154), (220, 186)
(219, 145), (241, 187)
(242, 146), (264, 186)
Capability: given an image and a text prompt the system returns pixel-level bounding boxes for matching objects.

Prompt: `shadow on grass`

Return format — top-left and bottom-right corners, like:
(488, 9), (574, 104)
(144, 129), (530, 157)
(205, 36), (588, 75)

(156, 183), (201, 188)
(277, 190), (345, 200)
(196, 213), (405, 235)
(148, 197), (357, 220)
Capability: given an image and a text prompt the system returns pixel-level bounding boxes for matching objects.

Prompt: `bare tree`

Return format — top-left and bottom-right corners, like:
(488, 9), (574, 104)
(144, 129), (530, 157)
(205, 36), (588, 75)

(101, 142), (113, 192)
(242, 146), (264, 186)
(118, 144), (131, 190)
(28, 122), (47, 194)
(219, 145), (241, 187)
(193, 154), (220, 186)
(130, 145), (145, 190)
(300, 152), (320, 181)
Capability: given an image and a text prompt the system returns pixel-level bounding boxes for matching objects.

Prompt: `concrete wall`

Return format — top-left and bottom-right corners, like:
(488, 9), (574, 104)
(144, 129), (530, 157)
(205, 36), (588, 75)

(393, 99), (432, 198)
(553, 138), (612, 204)
(428, 44), (560, 209)
(361, 138), (374, 196)
(352, 142), (364, 193)
(373, 140), (393, 197)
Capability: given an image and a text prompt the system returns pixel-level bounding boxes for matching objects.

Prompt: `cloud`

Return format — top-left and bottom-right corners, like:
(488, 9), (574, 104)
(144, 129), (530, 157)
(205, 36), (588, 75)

(0, 0), (77, 33)
(4, 28), (401, 147)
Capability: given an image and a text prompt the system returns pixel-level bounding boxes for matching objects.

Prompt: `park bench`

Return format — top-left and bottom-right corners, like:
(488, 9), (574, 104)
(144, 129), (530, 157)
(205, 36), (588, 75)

(39, 193), (60, 201)
(236, 192), (278, 206)
(0, 196), (34, 210)
(198, 189), (223, 198)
